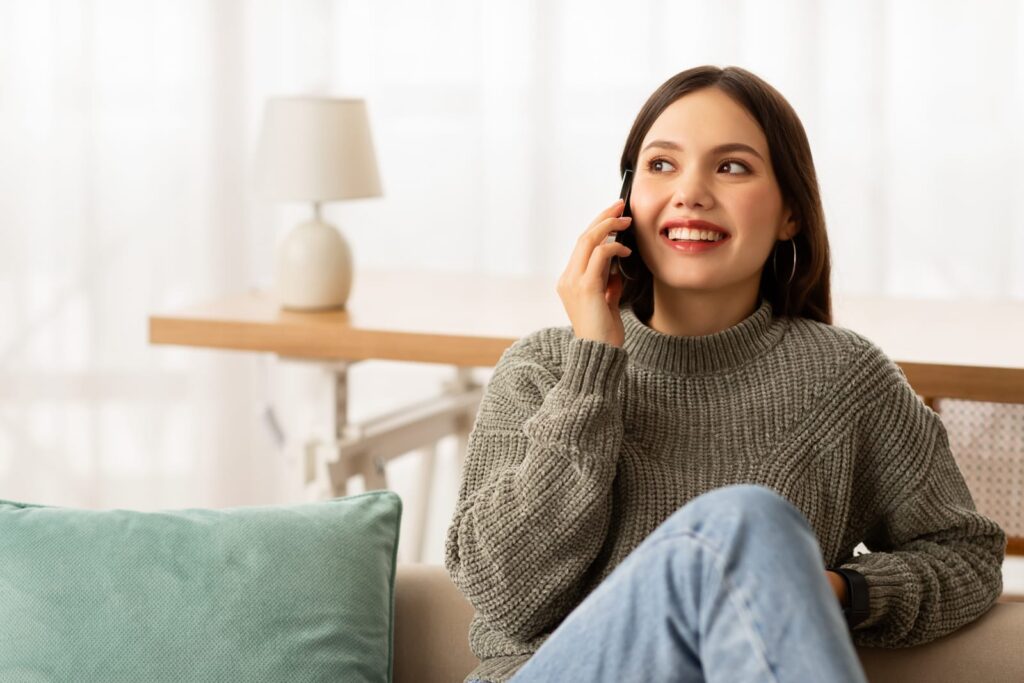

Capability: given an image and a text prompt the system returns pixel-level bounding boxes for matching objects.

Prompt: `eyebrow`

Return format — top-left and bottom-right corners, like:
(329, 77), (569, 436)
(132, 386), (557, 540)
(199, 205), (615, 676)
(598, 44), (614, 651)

(640, 140), (765, 162)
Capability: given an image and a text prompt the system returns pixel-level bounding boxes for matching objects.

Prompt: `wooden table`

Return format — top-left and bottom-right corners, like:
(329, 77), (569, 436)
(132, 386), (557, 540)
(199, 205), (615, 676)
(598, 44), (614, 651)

(150, 272), (1024, 400)
(149, 269), (1024, 557)
(149, 269), (568, 367)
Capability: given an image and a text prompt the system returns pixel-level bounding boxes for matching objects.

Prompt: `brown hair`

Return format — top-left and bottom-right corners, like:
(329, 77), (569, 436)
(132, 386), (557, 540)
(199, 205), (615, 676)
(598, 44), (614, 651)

(617, 65), (832, 325)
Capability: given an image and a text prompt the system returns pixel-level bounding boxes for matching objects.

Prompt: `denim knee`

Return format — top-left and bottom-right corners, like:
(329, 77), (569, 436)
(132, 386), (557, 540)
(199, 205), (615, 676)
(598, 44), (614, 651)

(653, 484), (810, 541)
(692, 483), (795, 516)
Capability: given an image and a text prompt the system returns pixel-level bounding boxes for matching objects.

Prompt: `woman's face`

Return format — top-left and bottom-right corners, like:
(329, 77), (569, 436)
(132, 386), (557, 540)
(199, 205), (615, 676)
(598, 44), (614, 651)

(630, 87), (797, 297)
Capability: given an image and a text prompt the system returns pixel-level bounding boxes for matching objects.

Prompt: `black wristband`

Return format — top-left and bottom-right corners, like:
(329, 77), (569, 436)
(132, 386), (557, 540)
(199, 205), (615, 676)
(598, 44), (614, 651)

(832, 567), (870, 629)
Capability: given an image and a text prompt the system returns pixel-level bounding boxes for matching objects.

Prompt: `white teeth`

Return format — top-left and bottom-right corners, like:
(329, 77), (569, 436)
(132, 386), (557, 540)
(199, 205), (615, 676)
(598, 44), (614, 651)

(666, 227), (724, 242)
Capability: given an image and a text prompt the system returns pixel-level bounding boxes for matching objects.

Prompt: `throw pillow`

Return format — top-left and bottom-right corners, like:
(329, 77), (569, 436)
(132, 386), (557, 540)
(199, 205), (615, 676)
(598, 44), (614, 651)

(0, 489), (402, 683)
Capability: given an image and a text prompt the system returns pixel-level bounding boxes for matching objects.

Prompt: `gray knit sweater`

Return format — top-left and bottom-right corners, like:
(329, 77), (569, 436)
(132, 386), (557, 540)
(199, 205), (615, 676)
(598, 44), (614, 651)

(444, 297), (1006, 683)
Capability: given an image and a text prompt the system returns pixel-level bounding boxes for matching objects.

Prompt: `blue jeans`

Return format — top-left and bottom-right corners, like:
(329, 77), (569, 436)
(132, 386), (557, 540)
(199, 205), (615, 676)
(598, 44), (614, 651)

(472, 484), (867, 683)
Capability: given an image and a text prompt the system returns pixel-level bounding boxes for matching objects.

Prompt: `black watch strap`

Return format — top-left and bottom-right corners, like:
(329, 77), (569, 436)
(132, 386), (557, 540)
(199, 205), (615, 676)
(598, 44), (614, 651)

(832, 567), (870, 629)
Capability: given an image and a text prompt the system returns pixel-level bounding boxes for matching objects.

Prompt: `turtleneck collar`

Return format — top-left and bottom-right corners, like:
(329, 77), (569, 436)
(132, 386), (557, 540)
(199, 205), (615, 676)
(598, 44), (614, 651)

(621, 297), (787, 375)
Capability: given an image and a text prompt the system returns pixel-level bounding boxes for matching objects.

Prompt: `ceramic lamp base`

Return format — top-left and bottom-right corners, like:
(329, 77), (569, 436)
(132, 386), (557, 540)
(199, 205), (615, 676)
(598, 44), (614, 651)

(276, 218), (353, 310)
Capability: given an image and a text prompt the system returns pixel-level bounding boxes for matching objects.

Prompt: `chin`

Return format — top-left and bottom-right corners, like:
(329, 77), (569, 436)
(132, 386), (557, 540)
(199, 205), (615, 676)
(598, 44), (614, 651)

(653, 272), (722, 292)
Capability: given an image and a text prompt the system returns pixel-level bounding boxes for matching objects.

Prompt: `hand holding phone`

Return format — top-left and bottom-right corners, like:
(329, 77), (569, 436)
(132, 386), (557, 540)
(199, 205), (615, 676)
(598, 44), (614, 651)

(554, 172), (634, 348)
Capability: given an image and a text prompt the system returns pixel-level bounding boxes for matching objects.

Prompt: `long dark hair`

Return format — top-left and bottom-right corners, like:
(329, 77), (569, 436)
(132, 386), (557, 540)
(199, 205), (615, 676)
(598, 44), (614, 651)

(617, 65), (832, 325)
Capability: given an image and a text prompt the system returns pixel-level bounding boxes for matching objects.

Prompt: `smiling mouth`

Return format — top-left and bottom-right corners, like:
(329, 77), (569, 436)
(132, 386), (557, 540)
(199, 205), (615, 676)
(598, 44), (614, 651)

(660, 228), (730, 243)
(659, 230), (731, 252)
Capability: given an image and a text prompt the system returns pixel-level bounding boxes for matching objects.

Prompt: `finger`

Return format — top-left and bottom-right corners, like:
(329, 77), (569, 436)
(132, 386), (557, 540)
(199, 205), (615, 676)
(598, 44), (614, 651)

(587, 197), (625, 226)
(587, 202), (629, 240)
(568, 215), (632, 276)
(604, 266), (623, 305)
(584, 241), (632, 288)
(565, 200), (628, 279)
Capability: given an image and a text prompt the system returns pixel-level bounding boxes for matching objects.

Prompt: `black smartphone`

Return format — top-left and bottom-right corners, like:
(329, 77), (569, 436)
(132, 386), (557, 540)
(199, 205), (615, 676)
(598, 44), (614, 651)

(618, 168), (633, 220)
(610, 168), (635, 282)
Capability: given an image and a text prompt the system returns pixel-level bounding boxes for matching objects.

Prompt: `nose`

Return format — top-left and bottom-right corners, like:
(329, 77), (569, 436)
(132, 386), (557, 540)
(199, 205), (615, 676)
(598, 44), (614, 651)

(669, 166), (714, 210)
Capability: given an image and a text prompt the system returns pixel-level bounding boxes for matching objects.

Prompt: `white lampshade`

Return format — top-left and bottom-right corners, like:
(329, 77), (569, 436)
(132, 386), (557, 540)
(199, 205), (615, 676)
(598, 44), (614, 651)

(256, 97), (382, 201)
(255, 96), (382, 312)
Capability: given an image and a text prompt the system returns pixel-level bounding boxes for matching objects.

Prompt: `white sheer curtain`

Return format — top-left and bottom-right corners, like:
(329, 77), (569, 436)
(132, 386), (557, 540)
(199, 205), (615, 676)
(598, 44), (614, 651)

(1, 0), (1022, 535)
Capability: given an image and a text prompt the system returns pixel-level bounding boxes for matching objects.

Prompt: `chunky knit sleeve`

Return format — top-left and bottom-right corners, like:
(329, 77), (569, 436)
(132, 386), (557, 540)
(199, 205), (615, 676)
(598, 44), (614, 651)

(444, 331), (628, 642)
(839, 347), (1006, 648)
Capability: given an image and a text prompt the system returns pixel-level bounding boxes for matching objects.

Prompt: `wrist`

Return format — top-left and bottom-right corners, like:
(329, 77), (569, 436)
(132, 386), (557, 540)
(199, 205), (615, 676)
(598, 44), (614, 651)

(827, 570), (850, 607)
(830, 567), (871, 629)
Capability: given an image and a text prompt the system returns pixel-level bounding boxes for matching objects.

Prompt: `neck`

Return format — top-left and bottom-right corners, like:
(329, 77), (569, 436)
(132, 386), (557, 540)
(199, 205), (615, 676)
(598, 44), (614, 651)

(648, 281), (761, 337)
(621, 295), (782, 375)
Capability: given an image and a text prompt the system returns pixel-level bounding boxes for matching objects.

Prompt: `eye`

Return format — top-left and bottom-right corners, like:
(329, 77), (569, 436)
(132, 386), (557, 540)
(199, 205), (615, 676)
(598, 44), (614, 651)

(646, 157), (676, 173)
(719, 159), (751, 174)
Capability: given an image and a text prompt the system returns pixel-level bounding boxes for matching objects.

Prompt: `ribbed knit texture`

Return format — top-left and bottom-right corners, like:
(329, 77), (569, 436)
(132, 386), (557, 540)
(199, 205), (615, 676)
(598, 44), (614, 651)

(444, 297), (1007, 683)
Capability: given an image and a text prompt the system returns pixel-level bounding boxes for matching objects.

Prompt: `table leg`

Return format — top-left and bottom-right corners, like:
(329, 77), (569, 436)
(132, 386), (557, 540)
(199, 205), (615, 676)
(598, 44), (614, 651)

(409, 442), (438, 562)
(322, 359), (360, 498)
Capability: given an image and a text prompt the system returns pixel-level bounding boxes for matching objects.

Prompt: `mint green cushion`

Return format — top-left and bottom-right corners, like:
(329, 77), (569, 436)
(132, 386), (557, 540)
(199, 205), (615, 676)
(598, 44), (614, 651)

(0, 490), (402, 683)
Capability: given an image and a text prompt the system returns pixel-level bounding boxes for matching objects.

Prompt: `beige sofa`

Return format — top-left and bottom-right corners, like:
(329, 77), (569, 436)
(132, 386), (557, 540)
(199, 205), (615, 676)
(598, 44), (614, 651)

(393, 563), (1024, 683)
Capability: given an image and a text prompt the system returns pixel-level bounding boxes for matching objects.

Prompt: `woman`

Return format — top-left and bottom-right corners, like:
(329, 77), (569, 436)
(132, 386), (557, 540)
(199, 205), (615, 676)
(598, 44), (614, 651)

(444, 65), (1006, 683)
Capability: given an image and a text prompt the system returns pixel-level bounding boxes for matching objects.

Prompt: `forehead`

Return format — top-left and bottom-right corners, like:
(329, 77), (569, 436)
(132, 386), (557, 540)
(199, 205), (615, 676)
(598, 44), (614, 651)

(640, 88), (768, 155)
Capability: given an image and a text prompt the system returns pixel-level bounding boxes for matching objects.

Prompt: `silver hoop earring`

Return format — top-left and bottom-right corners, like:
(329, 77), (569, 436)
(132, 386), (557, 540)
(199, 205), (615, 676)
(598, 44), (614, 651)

(772, 238), (797, 286)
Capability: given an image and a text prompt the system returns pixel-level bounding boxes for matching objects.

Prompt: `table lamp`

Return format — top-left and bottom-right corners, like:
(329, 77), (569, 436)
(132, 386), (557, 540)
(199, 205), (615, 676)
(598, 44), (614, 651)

(256, 97), (382, 310)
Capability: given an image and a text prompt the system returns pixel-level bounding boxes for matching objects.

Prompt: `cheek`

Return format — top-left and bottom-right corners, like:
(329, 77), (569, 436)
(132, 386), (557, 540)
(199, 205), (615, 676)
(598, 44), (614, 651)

(627, 183), (668, 237)
(628, 183), (658, 218)
(732, 189), (787, 246)
(735, 184), (783, 223)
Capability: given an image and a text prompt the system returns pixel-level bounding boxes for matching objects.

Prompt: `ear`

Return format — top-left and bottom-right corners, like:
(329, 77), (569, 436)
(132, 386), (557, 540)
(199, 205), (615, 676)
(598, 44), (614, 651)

(778, 209), (799, 241)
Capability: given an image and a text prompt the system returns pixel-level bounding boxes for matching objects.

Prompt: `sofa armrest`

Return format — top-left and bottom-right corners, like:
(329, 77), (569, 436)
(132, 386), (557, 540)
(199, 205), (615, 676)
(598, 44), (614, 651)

(394, 562), (1024, 683)
(857, 599), (1024, 683)
(394, 562), (478, 683)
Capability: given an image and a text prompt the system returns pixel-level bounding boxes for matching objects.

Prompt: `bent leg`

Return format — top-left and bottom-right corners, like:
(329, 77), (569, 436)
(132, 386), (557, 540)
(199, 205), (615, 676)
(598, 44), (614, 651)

(508, 484), (867, 683)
